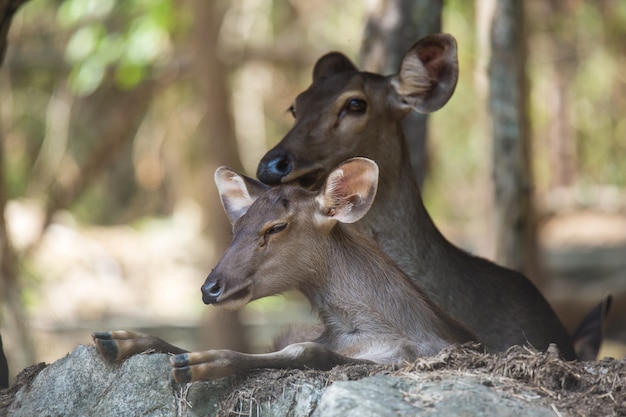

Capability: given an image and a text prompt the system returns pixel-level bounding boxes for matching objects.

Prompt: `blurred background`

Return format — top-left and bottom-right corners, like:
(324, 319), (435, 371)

(0, 0), (625, 380)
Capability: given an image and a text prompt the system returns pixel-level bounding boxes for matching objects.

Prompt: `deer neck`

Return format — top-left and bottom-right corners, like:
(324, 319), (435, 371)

(356, 139), (453, 282)
(300, 225), (458, 350)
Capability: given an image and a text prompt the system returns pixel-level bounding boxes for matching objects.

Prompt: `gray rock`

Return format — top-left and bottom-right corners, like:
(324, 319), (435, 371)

(4, 345), (558, 417)
(313, 375), (554, 417)
(312, 375), (417, 417)
(8, 345), (178, 416)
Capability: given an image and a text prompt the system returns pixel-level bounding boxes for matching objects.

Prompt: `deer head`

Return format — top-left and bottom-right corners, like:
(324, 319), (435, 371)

(256, 33), (458, 189)
(202, 157), (379, 310)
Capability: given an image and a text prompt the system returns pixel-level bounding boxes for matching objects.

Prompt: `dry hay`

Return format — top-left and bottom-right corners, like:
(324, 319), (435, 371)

(215, 361), (390, 416)
(1, 345), (624, 416)
(216, 344), (626, 417)
(402, 343), (626, 416)
(0, 362), (47, 411)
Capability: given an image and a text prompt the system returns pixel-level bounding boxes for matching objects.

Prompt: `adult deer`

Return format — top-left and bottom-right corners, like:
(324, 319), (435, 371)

(93, 158), (475, 382)
(256, 33), (582, 360)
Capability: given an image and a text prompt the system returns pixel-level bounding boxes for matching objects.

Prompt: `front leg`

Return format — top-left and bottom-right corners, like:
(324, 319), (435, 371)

(92, 330), (188, 361)
(170, 342), (372, 383)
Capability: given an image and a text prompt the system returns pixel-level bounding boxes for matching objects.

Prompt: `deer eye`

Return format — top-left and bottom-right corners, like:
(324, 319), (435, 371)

(265, 223), (288, 236)
(345, 98), (367, 114)
(288, 104), (296, 118)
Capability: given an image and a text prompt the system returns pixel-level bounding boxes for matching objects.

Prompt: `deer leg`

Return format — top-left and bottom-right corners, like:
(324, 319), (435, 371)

(170, 341), (372, 383)
(92, 330), (188, 361)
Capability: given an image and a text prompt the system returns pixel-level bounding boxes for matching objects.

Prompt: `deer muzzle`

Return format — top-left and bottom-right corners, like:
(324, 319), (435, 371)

(201, 272), (253, 310)
(257, 149), (293, 185)
(201, 277), (223, 305)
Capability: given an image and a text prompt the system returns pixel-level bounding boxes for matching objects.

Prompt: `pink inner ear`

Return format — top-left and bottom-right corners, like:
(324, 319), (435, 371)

(216, 172), (253, 220)
(228, 187), (248, 202)
(325, 169), (345, 197)
(418, 44), (448, 81)
(220, 174), (249, 201)
(418, 44), (444, 65)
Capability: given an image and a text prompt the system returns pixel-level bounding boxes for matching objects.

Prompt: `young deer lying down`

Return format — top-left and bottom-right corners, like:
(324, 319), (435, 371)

(93, 158), (475, 382)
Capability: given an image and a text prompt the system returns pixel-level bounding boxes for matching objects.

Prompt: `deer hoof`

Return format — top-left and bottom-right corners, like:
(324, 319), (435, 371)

(172, 366), (193, 384)
(93, 337), (121, 361)
(170, 353), (189, 366)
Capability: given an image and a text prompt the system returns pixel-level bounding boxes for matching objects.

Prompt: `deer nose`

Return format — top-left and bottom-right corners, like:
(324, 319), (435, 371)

(201, 277), (223, 304)
(257, 151), (292, 185)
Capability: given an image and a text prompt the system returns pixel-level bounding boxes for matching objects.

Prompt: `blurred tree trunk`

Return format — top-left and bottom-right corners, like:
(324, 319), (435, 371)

(360, 0), (442, 188)
(44, 82), (157, 227)
(547, 74), (576, 188)
(0, 0), (33, 381)
(489, 0), (541, 284)
(0, 1), (28, 64)
(544, 0), (577, 189)
(190, 0), (248, 352)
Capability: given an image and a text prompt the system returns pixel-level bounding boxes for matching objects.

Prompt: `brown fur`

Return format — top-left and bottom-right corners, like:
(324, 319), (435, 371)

(196, 159), (475, 377)
(93, 159), (475, 382)
(257, 34), (578, 360)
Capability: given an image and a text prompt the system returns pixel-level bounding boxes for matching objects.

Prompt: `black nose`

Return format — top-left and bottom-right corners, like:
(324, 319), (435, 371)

(201, 277), (223, 304)
(257, 150), (292, 185)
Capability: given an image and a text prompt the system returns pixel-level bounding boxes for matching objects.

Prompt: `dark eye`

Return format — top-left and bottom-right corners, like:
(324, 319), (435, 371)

(265, 223), (288, 236)
(345, 98), (367, 114)
(288, 104), (296, 118)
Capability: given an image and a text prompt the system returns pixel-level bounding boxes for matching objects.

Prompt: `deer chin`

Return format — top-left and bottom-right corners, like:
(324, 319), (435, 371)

(213, 286), (252, 311)
(282, 166), (326, 190)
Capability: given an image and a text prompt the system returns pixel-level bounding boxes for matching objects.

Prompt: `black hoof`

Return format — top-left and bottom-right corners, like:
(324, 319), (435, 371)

(91, 331), (113, 341)
(170, 353), (189, 367)
(172, 366), (193, 384)
(95, 339), (120, 361)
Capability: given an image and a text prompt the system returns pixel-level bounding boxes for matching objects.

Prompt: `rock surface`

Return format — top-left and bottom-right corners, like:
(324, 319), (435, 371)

(1, 344), (624, 416)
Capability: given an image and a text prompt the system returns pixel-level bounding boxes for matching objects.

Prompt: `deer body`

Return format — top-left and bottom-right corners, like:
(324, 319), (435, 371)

(257, 34), (578, 360)
(207, 206), (471, 364)
(93, 158), (474, 382)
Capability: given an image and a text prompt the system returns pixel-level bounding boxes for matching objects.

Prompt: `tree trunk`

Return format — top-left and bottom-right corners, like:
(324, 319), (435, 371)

(489, 0), (541, 284)
(190, 0), (248, 352)
(544, 0), (578, 189)
(0, 0), (33, 384)
(360, 0), (442, 188)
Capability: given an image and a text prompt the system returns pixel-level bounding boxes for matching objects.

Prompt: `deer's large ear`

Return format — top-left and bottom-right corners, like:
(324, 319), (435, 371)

(316, 157), (378, 224)
(313, 52), (358, 81)
(214, 167), (269, 225)
(391, 33), (459, 113)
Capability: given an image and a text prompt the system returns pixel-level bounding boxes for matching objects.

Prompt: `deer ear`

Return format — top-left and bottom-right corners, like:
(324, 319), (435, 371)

(214, 167), (269, 225)
(391, 33), (459, 113)
(317, 157), (379, 224)
(313, 52), (358, 81)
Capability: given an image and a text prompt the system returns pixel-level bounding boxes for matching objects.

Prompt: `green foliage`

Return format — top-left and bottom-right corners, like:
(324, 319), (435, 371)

(58, 0), (174, 95)
(527, 0), (626, 189)
(423, 1), (489, 229)
(3, 0), (625, 228)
